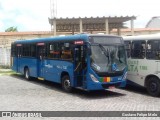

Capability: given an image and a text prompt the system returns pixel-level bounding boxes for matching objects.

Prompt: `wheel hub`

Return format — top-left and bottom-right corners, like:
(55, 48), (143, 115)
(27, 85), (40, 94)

(64, 80), (70, 88)
(25, 70), (29, 79)
(150, 82), (157, 92)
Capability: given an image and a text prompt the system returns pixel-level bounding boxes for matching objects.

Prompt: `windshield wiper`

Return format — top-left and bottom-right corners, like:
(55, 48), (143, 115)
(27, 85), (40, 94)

(98, 44), (110, 64)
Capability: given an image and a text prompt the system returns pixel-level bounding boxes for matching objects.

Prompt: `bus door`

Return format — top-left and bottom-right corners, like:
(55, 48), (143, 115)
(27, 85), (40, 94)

(37, 43), (45, 79)
(16, 44), (22, 72)
(74, 41), (87, 88)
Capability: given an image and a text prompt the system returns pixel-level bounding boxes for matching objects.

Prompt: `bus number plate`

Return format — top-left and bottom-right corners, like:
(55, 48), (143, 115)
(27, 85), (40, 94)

(109, 86), (115, 89)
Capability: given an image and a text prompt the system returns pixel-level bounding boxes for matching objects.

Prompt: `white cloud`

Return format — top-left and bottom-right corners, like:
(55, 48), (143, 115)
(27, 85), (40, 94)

(0, 0), (160, 31)
(0, 21), (4, 29)
(0, 0), (50, 31)
(56, 0), (160, 28)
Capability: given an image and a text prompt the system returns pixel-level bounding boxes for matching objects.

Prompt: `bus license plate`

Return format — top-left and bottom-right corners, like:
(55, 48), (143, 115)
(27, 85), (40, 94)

(109, 86), (115, 89)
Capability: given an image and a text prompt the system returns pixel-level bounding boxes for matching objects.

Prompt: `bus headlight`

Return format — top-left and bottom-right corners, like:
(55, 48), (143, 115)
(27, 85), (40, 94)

(90, 74), (99, 82)
(122, 72), (127, 80)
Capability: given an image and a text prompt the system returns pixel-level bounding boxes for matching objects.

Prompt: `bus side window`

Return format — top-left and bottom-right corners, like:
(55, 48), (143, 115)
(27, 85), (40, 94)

(146, 41), (153, 59)
(48, 43), (60, 59)
(124, 41), (131, 58)
(11, 44), (16, 57)
(141, 41), (146, 58)
(23, 44), (30, 57)
(61, 42), (73, 60)
(30, 44), (36, 57)
(147, 40), (160, 60)
(131, 40), (146, 59)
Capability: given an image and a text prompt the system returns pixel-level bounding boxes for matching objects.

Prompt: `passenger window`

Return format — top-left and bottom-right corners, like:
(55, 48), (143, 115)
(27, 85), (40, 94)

(61, 42), (73, 60)
(124, 41), (131, 58)
(131, 40), (146, 59)
(146, 40), (160, 60)
(48, 43), (60, 59)
(11, 44), (16, 57)
(30, 44), (36, 57)
(23, 44), (30, 57)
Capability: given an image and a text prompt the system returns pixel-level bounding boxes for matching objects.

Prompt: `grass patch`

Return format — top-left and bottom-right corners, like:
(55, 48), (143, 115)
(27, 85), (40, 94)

(0, 70), (16, 76)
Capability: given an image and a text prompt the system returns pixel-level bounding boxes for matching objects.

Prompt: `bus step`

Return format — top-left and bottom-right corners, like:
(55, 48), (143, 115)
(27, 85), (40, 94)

(38, 77), (44, 80)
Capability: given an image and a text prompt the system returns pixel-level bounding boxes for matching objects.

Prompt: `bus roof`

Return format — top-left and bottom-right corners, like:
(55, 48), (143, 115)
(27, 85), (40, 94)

(13, 34), (121, 44)
(123, 33), (160, 41)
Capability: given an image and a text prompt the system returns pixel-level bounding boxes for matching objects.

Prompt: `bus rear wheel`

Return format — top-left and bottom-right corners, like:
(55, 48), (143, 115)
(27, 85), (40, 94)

(62, 75), (72, 92)
(24, 68), (30, 80)
(146, 77), (160, 97)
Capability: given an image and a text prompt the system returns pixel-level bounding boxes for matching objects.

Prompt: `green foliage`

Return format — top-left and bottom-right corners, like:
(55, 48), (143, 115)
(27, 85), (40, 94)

(0, 65), (11, 69)
(5, 26), (18, 32)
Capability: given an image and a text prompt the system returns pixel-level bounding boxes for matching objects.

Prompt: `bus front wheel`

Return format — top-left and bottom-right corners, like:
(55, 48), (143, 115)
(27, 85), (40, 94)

(24, 68), (30, 80)
(62, 75), (72, 92)
(146, 77), (160, 97)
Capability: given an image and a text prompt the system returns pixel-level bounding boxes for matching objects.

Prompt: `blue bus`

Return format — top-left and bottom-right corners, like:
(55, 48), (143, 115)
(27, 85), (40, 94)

(11, 34), (127, 92)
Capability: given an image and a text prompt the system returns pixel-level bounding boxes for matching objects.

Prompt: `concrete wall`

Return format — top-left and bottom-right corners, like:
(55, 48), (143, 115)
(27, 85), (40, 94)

(0, 31), (53, 66)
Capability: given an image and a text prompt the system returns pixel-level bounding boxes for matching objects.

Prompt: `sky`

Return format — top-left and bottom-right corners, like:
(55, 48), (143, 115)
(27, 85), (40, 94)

(0, 0), (160, 32)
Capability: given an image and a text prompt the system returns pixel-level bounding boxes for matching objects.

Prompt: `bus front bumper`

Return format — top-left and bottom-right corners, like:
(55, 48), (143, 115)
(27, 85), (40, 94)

(87, 80), (126, 90)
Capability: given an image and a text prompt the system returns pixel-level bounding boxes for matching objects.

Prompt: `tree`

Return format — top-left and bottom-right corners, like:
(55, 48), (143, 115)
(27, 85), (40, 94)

(5, 27), (18, 32)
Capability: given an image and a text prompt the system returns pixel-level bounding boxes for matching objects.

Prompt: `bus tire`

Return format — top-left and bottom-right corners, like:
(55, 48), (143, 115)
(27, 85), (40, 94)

(24, 68), (30, 80)
(146, 77), (160, 97)
(62, 75), (72, 92)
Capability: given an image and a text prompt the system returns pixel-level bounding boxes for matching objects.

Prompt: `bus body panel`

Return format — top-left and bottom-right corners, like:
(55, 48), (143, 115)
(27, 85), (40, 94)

(37, 59), (44, 78)
(24, 58), (36, 77)
(12, 57), (38, 77)
(127, 58), (160, 86)
(44, 60), (73, 84)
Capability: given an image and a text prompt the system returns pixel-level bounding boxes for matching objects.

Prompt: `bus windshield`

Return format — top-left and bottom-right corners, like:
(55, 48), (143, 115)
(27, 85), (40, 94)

(90, 44), (126, 73)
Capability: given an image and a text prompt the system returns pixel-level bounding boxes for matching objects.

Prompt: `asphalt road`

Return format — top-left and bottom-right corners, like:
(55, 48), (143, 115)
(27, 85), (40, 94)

(0, 75), (159, 119)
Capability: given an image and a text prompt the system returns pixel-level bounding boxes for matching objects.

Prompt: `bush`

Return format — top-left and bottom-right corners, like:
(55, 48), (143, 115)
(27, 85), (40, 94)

(0, 65), (11, 69)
